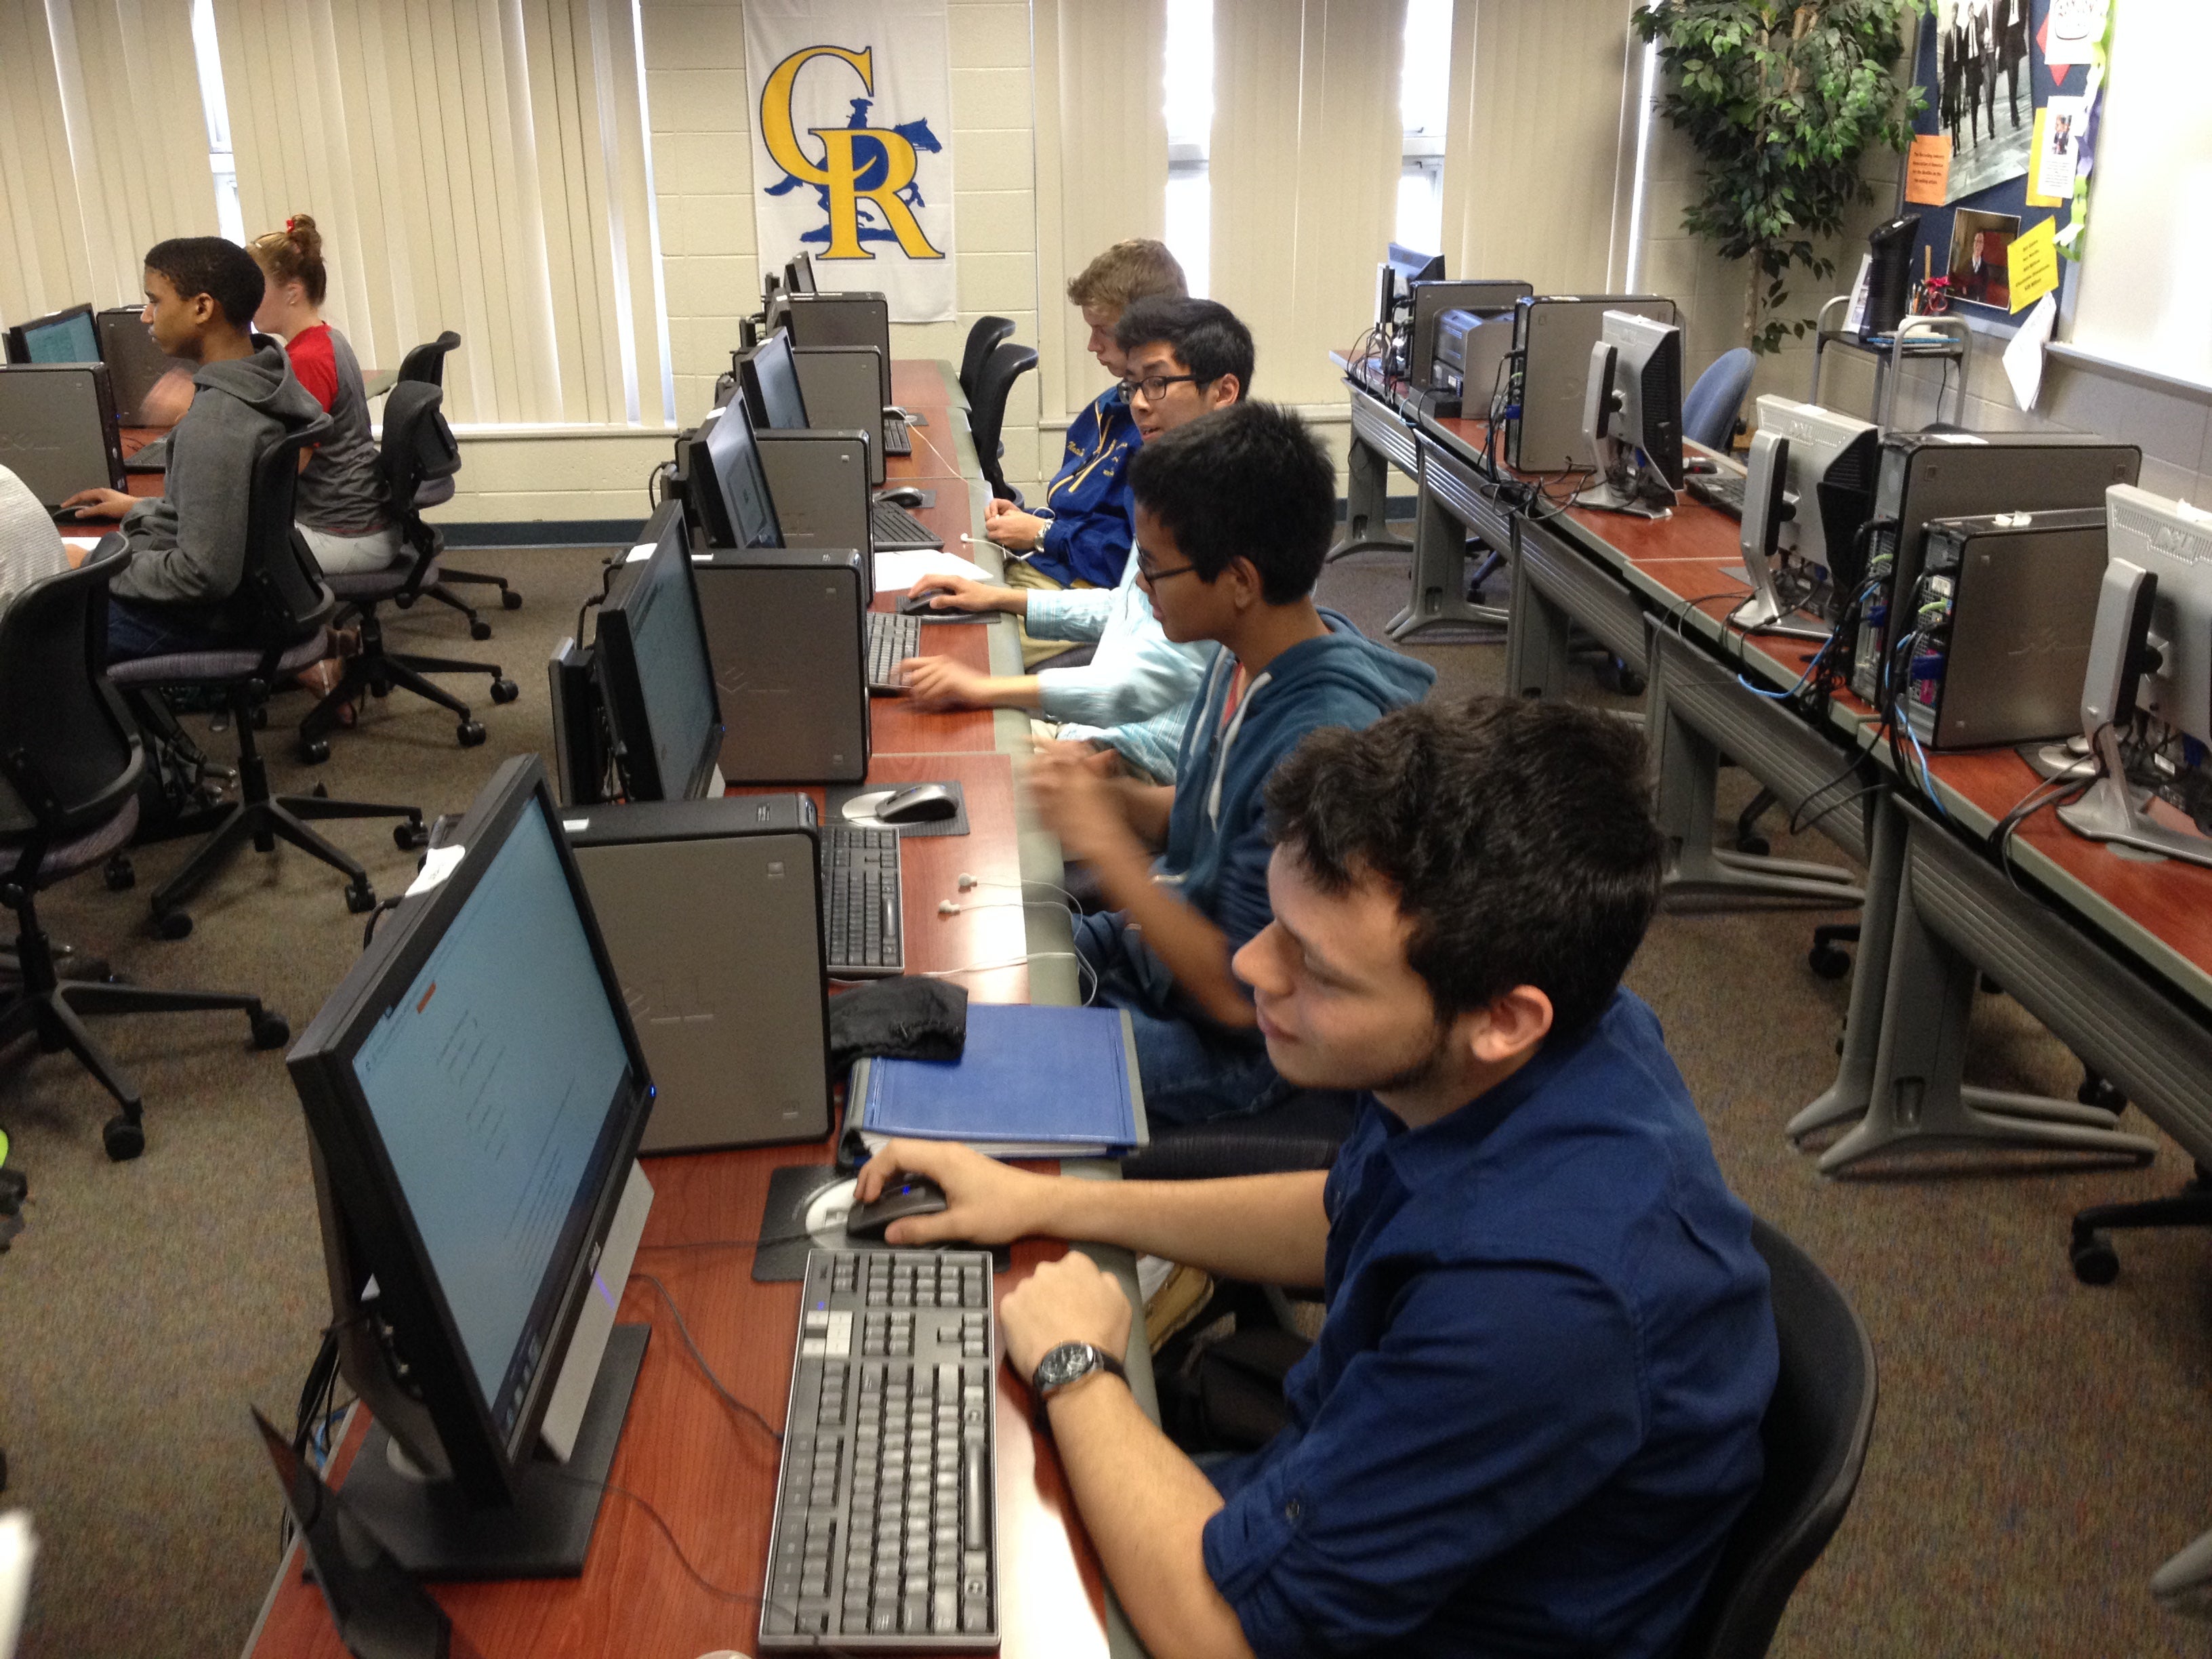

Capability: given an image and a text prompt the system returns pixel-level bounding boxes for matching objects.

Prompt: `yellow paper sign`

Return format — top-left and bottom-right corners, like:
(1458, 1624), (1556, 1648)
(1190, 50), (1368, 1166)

(2024, 111), (2064, 207)
(2009, 217), (2060, 312)
(1904, 134), (1952, 206)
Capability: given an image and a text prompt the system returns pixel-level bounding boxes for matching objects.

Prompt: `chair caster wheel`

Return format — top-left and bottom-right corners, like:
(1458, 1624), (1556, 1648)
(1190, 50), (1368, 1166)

(0, 1168), (26, 1206)
(105, 856), (135, 892)
(489, 678), (519, 705)
(102, 1115), (145, 1162)
(457, 719), (487, 747)
(2070, 1233), (2121, 1286)
(154, 909), (192, 941)
(1737, 833), (1771, 858)
(251, 1010), (290, 1050)
(394, 821), (429, 852)
(369, 678), (392, 699)
(2078, 1074), (2127, 1112)
(1616, 667), (1647, 697)
(501, 590), (523, 611)
(1808, 943), (1851, 981)
(470, 619), (493, 642)
(345, 884), (378, 915)
(298, 737), (331, 764)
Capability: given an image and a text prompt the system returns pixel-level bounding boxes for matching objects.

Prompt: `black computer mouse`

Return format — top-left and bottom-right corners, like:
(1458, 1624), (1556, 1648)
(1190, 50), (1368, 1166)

(878, 783), (959, 824)
(878, 486), (926, 508)
(845, 1176), (949, 1242)
(898, 589), (944, 615)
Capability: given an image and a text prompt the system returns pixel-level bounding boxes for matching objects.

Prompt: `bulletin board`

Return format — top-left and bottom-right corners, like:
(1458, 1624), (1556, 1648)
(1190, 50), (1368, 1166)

(1900, 0), (2110, 329)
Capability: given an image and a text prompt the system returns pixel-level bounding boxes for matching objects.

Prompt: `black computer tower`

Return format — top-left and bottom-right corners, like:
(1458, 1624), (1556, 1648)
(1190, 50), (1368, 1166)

(0, 363), (124, 507)
(691, 550), (871, 784)
(564, 798), (832, 1151)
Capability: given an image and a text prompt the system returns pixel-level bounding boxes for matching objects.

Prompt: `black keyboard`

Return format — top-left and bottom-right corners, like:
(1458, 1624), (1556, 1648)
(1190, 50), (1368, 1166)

(870, 501), (941, 551)
(1685, 468), (1747, 519)
(760, 1248), (998, 1650)
(884, 413), (913, 457)
(867, 612), (920, 695)
(821, 824), (903, 977)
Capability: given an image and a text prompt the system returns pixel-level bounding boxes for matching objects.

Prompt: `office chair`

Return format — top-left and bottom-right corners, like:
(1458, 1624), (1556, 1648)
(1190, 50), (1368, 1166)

(1119, 1088), (1359, 1181)
(295, 380), (516, 762)
(106, 422), (426, 939)
(1685, 348), (1757, 452)
(1675, 1217), (1877, 1659)
(0, 546), (289, 1161)
(392, 331), (520, 636)
(958, 315), (1015, 405)
(970, 340), (1040, 505)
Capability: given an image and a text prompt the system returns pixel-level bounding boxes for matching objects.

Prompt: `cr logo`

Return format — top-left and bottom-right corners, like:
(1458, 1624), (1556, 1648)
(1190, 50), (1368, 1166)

(760, 45), (945, 262)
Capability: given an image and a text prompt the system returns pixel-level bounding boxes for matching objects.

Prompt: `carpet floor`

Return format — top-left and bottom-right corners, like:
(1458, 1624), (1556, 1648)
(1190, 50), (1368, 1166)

(1, 541), (2207, 1658)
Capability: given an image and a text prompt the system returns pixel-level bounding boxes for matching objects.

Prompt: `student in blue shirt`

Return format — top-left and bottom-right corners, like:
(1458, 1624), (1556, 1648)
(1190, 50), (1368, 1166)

(898, 299), (1252, 782)
(985, 239), (1185, 665)
(855, 696), (1780, 1659)
(1027, 401), (1433, 1124)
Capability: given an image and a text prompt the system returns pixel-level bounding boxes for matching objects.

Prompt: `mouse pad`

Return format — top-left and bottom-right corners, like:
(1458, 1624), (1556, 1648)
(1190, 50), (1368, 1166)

(828, 779), (968, 838)
(752, 1163), (1008, 1282)
(910, 609), (996, 624)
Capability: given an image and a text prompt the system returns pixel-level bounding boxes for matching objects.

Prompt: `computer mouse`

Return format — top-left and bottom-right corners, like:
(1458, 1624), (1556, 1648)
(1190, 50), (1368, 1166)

(844, 1176), (949, 1242)
(878, 486), (926, 508)
(878, 783), (959, 824)
(898, 589), (943, 615)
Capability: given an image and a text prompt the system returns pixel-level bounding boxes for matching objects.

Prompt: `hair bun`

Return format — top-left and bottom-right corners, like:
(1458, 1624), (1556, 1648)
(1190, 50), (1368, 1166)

(288, 213), (321, 255)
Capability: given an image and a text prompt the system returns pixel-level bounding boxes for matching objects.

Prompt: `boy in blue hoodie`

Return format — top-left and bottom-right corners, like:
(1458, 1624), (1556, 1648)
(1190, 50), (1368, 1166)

(985, 239), (1185, 665)
(1030, 401), (1435, 1123)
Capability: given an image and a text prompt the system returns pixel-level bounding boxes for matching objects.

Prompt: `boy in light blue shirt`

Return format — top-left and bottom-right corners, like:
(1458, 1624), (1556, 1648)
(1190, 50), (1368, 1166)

(902, 300), (1254, 782)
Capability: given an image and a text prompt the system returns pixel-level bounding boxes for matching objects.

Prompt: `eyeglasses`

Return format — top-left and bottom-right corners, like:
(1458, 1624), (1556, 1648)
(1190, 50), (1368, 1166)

(1135, 559), (1196, 586)
(1121, 372), (1203, 402)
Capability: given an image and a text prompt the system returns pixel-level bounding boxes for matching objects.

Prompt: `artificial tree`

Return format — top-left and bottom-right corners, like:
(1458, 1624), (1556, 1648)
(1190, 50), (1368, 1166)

(1633, 0), (1926, 352)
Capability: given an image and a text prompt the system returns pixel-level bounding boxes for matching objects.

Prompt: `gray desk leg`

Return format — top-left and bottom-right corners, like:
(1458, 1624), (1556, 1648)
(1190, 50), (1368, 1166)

(1811, 808), (2158, 1174)
(1326, 430), (1413, 562)
(1647, 628), (1865, 907)
(1387, 470), (1508, 642)
(1504, 521), (1573, 701)
(1790, 792), (1907, 1141)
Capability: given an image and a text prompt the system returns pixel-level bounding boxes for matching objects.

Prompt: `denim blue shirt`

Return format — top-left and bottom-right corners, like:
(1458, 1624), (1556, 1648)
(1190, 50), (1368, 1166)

(1200, 991), (1777, 1657)
(1031, 383), (1139, 588)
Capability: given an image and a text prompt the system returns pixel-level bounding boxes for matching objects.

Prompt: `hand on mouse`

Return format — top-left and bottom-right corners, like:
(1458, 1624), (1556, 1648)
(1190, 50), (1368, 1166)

(999, 1252), (1133, 1385)
(899, 657), (990, 711)
(855, 1139), (1055, 1246)
(908, 571), (1019, 615)
(58, 487), (136, 521)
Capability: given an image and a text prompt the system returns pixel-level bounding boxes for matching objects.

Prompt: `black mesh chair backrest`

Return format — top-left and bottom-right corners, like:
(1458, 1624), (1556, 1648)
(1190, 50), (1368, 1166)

(396, 331), (462, 388)
(1676, 1217), (1878, 1659)
(238, 419), (337, 668)
(383, 382), (462, 512)
(959, 315), (1015, 405)
(970, 340), (1038, 502)
(0, 547), (141, 841)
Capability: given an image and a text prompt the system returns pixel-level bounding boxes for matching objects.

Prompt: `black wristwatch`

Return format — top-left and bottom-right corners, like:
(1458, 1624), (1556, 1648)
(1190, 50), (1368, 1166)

(1031, 1341), (1127, 1403)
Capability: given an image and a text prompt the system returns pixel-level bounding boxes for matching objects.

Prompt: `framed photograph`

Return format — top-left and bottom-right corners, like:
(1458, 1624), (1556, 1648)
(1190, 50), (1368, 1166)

(1948, 209), (2021, 310)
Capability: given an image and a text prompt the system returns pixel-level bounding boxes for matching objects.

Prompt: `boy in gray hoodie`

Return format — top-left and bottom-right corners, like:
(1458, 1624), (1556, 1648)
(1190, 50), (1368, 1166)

(62, 237), (327, 661)
(1030, 402), (1434, 1123)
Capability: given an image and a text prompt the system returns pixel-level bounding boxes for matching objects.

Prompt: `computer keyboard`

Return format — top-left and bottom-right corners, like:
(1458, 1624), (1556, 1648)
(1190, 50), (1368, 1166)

(870, 500), (942, 551)
(1685, 468), (1747, 519)
(884, 413), (913, 457)
(866, 611), (921, 695)
(821, 824), (904, 977)
(760, 1248), (998, 1650)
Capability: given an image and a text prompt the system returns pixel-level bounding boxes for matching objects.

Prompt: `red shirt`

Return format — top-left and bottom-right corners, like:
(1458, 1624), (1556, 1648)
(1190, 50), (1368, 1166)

(287, 322), (339, 413)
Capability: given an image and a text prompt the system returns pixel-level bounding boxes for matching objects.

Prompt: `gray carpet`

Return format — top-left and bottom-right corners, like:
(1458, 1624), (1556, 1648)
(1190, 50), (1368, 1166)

(1, 541), (2208, 1657)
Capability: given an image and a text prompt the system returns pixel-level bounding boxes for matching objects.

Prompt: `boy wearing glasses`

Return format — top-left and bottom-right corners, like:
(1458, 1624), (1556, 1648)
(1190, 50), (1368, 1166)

(1026, 401), (1434, 1124)
(901, 298), (1251, 782)
(985, 239), (1185, 665)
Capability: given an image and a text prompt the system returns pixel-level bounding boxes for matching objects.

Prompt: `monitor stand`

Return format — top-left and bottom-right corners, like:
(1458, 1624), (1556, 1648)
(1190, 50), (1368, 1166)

(2057, 725), (2212, 869)
(338, 1323), (649, 1580)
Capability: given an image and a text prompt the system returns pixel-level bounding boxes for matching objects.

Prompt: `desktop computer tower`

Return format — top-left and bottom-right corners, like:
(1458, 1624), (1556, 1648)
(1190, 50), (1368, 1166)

(1507, 295), (1677, 472)
(792, 346), (888, 486)
(0, 364), (124, 507)
(1849, 432), (2141, 704)
(1430, 310), (1518, 419)
(1900, 508), (2110, 750)
(94, 308), (192, 427)
(691, 550), (871, 784)
(755, 429), (875, 592)
(1408, 280), (1532, 391)
(564, 798), (832, 1153)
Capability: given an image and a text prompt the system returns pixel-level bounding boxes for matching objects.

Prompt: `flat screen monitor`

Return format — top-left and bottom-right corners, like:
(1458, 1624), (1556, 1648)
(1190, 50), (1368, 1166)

(1735, 396), (1879, 632)
(594, 516), (723, 802)
(287, 757), (654, 1520)
(785, 251), (819, 295)
(1387, 243), (1445, 285)
(2106, 483), (2212, 747)
(693, 397), (783, 550)
(739, 329), (809, 432)
(1582, 310), (1685, 512)
(4, 304), (98, 366)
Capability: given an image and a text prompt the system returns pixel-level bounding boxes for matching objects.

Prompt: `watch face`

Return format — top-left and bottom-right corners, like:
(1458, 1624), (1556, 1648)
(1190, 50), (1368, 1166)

(1036, 1343), (1095, 1392)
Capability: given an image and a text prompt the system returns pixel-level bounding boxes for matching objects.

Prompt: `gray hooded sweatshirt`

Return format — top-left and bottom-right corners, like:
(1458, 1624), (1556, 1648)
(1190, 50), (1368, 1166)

(108, 340), (327, 629)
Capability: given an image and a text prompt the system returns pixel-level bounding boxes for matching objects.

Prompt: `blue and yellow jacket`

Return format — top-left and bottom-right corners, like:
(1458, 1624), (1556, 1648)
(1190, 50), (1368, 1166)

(1032, 383), (1141, 588)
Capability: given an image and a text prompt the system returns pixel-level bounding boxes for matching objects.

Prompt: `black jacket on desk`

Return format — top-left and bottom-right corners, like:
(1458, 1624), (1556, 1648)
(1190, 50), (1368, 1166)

(108, 338), (327, 633)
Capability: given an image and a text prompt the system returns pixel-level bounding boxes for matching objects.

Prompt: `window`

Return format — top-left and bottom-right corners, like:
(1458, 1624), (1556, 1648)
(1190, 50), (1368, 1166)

(190, 0), (243, 245)
(1164, 0), (1214, 296)
(1396, 0), (1451, 253)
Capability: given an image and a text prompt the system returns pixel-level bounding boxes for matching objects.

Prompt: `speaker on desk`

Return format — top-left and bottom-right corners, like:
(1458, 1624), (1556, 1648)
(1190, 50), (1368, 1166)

(565, 798), (832, 1152)
(691, 549), (872, 784)
(1864, 214), (1921, 338)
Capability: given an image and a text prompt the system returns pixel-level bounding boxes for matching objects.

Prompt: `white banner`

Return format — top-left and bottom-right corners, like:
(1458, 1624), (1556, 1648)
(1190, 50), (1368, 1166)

(744, 0), (957, 324)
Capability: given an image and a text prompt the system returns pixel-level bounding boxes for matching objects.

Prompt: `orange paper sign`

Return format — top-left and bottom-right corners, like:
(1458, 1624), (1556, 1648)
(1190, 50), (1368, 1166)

(1904, 134), (1952, 206)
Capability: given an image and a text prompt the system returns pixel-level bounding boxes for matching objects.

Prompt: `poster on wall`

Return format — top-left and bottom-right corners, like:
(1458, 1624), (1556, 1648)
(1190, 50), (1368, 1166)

(1934, 0), (2035, 201)
(743, 0), (956, 323)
